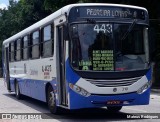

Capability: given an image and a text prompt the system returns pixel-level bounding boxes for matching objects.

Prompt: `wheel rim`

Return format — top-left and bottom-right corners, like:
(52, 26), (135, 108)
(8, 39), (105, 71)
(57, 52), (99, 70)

(49, 91), (55, 107)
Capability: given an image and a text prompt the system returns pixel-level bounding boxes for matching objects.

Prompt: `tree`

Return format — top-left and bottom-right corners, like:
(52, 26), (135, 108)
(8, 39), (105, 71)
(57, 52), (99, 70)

(0, 0), (51, 69)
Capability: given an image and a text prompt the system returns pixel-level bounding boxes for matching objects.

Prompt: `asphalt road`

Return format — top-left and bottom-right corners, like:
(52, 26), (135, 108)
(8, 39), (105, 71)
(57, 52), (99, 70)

(0, 78), (160, 122)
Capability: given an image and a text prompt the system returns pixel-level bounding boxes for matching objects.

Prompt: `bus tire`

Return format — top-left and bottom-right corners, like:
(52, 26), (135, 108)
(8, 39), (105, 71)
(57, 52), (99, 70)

(15, 81), (22, 100)
(107, 106), (122, 112)
(47, 85), (59, 114)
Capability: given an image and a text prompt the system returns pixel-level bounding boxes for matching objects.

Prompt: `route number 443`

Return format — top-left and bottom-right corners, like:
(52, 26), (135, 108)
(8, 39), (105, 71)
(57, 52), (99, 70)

(93, 24), (112, 34)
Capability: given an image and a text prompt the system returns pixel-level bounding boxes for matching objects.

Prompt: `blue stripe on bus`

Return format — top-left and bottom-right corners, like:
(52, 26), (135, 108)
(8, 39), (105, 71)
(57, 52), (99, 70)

(9, 77), (57, 103)
(69, 87), (150, 109)
(66, 58), (80, 84)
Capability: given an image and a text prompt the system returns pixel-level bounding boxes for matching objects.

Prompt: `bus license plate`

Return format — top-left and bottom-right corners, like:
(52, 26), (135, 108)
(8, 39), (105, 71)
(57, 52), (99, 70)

(107, 100), (121, 105)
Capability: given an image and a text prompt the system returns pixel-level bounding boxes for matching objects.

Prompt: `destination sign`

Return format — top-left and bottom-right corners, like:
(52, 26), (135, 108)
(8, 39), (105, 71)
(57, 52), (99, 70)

(92, 50), (114, 71)
(77, 6), (145, 20)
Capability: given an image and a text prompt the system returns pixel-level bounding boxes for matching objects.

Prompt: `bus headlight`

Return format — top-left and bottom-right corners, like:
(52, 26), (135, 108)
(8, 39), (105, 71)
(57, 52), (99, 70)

(69, 83), (91, 97)
(137, 81), (151, 94)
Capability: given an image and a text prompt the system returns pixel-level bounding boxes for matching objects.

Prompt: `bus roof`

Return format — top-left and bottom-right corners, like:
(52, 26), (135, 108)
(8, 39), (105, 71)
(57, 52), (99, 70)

(3, 3), (148, 45)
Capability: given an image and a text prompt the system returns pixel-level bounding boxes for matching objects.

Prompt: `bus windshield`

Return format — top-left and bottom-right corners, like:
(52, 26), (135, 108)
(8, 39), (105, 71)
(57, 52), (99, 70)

(70, 23), (148, 71)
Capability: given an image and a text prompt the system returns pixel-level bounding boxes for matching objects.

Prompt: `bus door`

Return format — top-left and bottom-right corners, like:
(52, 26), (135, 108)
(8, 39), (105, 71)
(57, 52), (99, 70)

(57, 25), (68, 106)
(4, 47), (10, 91)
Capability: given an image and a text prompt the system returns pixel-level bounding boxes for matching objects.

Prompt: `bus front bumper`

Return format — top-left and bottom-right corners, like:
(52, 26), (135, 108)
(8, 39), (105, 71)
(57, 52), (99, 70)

(69, 87), (150, 109)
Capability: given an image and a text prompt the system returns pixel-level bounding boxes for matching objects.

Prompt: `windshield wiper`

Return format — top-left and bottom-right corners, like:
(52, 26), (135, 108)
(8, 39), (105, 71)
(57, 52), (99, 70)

(121, 19), (137, 41)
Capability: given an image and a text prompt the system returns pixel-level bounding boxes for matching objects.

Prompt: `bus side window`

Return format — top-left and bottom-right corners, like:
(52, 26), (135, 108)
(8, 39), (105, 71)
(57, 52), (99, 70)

(22, 36), (29, 60)
(16, 39), (21, 61)
(31, 31), (40, 59)
(9, 42), (15, 62)
(41, 24), (53, 57)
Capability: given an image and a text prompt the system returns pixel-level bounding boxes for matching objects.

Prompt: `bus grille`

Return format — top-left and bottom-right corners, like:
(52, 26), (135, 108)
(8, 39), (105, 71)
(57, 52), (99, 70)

(85, 77), (142, 87)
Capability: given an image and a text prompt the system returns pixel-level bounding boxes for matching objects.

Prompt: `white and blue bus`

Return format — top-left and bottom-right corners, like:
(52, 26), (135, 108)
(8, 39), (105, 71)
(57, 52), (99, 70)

(2, 3), (151, 114)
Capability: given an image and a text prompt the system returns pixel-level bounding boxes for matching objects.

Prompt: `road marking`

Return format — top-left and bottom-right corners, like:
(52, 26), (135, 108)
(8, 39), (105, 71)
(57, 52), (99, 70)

(123, 107), (147, 113)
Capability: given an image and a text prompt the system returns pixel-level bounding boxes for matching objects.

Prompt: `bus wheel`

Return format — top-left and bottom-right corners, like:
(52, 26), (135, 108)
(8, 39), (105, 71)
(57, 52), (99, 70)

(107, 106), (122, 112)
(47, 85), (59, 114)
(15, 81), (22, 99)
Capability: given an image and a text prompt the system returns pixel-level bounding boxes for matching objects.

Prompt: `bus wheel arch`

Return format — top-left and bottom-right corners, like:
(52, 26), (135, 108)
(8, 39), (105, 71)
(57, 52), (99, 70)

(46, 83), (59, 114)
(14, 79), (22, 100)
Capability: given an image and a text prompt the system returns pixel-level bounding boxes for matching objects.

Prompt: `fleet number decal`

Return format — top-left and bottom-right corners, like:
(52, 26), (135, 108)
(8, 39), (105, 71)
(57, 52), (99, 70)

(122, 87), (128, 91)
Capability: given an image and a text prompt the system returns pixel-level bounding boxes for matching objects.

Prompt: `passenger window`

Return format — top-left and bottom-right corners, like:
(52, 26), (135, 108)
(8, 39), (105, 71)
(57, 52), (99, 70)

(31, 31), (40, 59)
(9, 42), (15, 62)
(15, 39), (21, 61)
(22, 36), (29, 60)
(42, 25), (53, 57)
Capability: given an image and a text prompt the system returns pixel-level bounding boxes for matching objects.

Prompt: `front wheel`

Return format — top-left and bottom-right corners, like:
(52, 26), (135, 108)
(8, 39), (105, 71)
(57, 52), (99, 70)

(47, 85), (59, 114)
(107, 106), (122, 112)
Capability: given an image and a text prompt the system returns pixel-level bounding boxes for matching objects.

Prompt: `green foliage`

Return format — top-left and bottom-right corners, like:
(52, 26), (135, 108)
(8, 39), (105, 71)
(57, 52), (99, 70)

(0, 0), (51, 41)
(44, 0), (80, 12)
(0, 0), (51, 67)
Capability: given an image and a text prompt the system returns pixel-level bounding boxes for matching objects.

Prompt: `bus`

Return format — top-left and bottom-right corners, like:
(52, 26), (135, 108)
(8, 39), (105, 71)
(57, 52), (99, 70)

(2, 3), (151, 114)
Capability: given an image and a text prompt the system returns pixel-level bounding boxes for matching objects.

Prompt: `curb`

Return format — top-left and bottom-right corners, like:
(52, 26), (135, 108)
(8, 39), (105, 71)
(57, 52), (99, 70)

(151, 89), (160, 93)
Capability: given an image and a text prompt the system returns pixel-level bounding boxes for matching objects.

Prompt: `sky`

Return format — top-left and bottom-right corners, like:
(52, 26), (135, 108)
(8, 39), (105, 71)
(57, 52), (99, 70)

(0, 0), (9, 9)
(0, 0), (19, 9)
